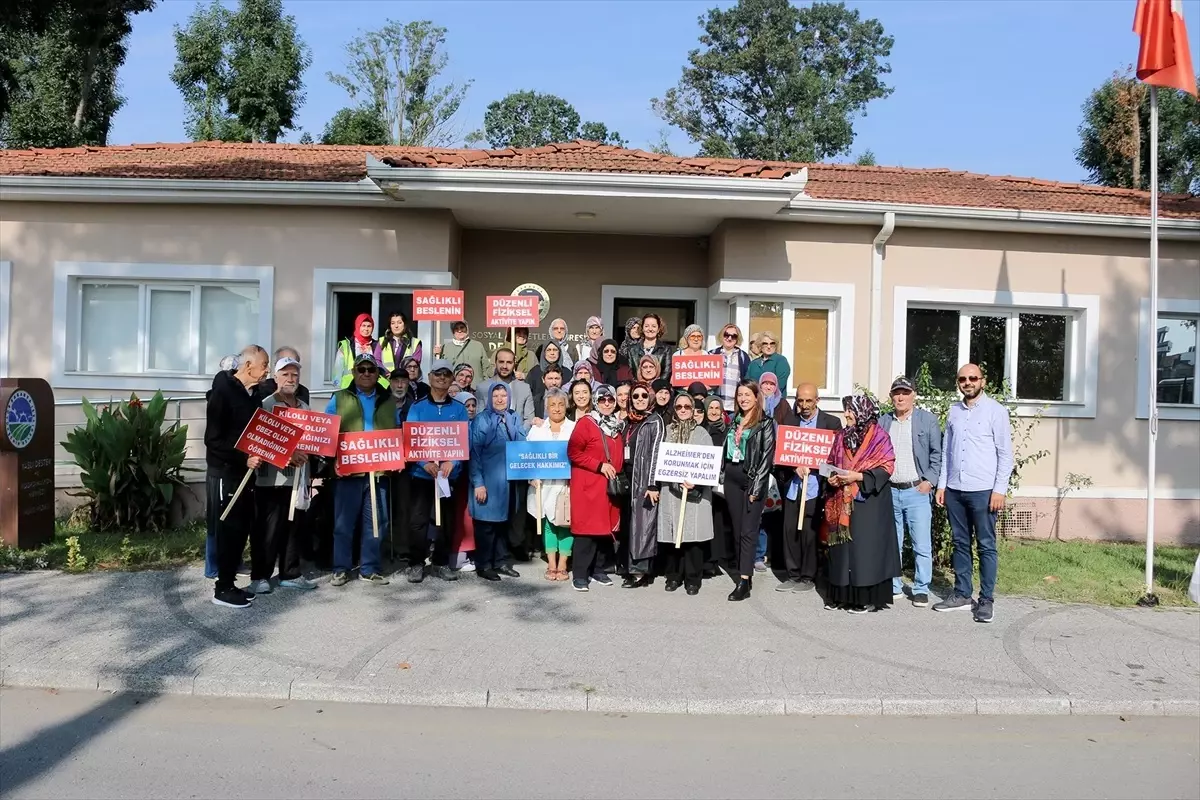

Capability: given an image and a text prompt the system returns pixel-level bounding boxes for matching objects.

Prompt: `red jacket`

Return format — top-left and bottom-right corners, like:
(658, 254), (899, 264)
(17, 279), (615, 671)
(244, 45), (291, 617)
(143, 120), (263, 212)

(568, 415), (625, 537)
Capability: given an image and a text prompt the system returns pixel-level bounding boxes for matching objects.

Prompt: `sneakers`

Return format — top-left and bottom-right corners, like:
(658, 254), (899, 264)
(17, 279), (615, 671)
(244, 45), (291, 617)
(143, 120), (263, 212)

(893, 591), (907, 602)
(911, 593), (929, 608)
(775, 581), (797, 592)
(753, 560), (767, 572)
(278, 576), (317, 590)
(247, 579), (272, 595)
(572, 578), (590, 592)
(591, 573), (613, 587)
(823, 601), (841, 611)
(360, 572), (390, 586)
(496, 566), (520, 578)
(429, 565), (459, 581)
(933, 594), (975, 612)
(846, 605), (869, 615)
(974, 598), (995, 623)
(212, 588), (251, 608)
(792, 579), (816, 593)
(406, 565), (426, 583)
(459, 560), (476, 573)
(235, 587), (256, 601)
(330, 571), (350, 587)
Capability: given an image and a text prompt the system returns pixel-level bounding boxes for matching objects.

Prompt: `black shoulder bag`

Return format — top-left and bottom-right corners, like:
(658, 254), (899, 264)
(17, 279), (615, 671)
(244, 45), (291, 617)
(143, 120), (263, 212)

(599, 425), (630, 499)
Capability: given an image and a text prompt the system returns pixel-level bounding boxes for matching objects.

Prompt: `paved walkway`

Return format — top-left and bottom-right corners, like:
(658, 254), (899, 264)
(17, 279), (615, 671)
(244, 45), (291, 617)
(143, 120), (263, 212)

(1, 568), (1197, 716)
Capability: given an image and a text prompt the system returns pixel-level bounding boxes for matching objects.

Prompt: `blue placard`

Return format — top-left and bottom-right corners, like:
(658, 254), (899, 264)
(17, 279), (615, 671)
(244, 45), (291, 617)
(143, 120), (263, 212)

(506, 440), (571, 480)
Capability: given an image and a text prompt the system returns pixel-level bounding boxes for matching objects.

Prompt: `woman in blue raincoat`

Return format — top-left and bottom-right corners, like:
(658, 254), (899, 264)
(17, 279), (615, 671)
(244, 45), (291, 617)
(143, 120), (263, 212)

(469, 380), (530, 581)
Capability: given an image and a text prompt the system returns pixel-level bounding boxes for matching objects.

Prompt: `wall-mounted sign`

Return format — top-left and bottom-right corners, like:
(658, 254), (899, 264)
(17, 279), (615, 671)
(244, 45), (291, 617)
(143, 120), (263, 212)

(1, 378), (55, 549)
(512, 283), (550, 323)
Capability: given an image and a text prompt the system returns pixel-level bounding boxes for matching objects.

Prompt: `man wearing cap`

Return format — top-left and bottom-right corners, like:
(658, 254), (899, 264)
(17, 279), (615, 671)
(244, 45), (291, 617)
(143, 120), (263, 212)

(406, 359), (470, 583)
(323, 353), (396, 587)
(250, 356), (317, 594)
(878, 376), (943, 608)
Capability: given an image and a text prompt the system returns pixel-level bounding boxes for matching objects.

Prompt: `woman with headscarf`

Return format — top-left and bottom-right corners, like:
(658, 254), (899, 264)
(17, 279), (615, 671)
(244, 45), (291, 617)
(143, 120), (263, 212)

(545, 318), (575, 370)
(618, 317), (642, 366)
(573, 363), (598, 387)
(401, 357), (430, 401)
(651, 378), (673, 421)
(567, 378), (593, 422)
(758, 371), (788, 425)
(334, 313), (381, 389)
(703, 395), (733, 575)
(567, 384), (625, 591)
(823, 395), (900, 614)
(527, 388), (576, 581)
(592, 339), (633, 386)
(621, 381), (664, 587)
(454, 363), (476, 395)
(469, 381), (530, 582)
(527, 341), (563, 415)
(579, 316), (606, 364)
(636, 354), (661, 386)
(437, 321), (491, 384)
(504, 327), (538, 380)
(657, 394), (715, 596)
(673, 324), (707, 358)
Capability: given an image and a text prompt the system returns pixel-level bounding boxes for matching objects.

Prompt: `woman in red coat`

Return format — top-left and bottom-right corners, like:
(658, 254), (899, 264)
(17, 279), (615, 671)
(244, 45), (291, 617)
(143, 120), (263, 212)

(568, 383), (626, 592)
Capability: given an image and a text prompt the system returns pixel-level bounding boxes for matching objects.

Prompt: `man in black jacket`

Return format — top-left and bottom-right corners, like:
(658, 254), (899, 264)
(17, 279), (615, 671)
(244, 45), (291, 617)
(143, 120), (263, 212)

(205, 345), (269, 608)
(776, 382), (843, 593)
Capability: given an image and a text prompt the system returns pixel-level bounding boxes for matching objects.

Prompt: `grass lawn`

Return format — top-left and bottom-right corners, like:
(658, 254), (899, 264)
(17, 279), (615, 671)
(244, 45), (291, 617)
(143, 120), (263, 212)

(0, 518), (206, 572)
(935, 537), (1200, 608)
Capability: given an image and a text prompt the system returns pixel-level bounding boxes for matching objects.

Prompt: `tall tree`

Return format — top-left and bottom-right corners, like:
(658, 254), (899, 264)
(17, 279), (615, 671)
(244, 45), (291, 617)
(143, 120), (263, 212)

(327, 20), (470, 147)
(652, 0), (893, 162)
(225, 0), (309, 143)
(0, 0), (61, 123)
(1075, 69), (1199, 195)
(68, 0), (155, 132)
(320, 106), (390, 145)
(170, 1), (247, 141)
(475, 90), (626, 149)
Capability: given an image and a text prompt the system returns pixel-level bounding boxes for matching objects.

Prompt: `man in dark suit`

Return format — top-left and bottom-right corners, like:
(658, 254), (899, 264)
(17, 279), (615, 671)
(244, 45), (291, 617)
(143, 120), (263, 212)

(776, 382), (842, 592)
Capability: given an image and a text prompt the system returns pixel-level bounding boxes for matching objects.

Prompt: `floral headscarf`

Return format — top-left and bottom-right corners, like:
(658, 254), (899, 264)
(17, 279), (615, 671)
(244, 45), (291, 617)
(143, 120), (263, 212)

(841, 393), (880, 452)
(589, 384), (625, 438)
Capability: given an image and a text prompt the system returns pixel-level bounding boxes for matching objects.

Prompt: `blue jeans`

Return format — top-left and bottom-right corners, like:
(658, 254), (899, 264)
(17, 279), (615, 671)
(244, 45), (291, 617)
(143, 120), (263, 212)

(944, 488), (998, 602)
(333, 476), (388, 577)
(891, 486), (933, 595)
(756, 527), (767, 562)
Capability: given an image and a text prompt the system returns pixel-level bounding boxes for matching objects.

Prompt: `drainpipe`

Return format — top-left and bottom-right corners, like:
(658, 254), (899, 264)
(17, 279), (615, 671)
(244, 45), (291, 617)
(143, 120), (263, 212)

(870, 211), (896, 395)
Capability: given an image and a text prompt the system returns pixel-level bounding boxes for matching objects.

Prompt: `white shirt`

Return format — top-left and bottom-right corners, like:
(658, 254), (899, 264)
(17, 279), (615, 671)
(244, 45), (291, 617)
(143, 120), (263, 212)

(888, 415), (920, 484)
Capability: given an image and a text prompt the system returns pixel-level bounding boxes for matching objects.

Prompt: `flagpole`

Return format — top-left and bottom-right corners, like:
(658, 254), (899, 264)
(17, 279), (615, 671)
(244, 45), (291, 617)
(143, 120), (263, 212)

(1139, 85), (1160, 607)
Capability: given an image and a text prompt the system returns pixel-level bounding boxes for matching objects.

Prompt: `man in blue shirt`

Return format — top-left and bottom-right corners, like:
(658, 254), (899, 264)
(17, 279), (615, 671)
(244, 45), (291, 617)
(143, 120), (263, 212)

(934, 363), (1013, 623)
(405, 359), (470, 583)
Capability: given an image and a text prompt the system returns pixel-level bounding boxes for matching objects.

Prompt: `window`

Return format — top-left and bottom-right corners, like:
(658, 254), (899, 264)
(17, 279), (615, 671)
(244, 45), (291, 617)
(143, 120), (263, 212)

(325, 288), (415, 383)
(1155, 316), (1198, 406)
(53, 262), (274, 392)
(744, 299), (838, 391)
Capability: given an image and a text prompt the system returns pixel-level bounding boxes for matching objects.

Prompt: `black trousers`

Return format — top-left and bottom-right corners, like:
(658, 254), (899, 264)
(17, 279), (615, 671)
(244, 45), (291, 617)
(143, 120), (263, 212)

(572, 536), (613, 582)
(408, 476), (455, 567)
(782, 496), (820, 582)
(251, 486), (305, 581)
(474, 520), (511, 571)
(710, 493), (735, 569)
(210, 467), (255, 592)
(389, 471), (412, 564)
(724, 463), (765, 579)
(664, 542), (704, 586)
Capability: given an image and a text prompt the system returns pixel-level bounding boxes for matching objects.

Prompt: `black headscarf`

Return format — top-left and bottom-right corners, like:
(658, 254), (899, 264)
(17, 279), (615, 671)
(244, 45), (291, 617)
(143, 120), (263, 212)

(651, 378), (672, 420)
(595, 338), (622, 386)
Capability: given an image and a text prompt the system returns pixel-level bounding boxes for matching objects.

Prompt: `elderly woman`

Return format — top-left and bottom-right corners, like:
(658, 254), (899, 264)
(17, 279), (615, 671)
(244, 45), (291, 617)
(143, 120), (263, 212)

(746, 332), (792, 391)
(657, 394), (715, 595)
(505, 327), (538, 379)
(527, 388), (576, 581)
(401, 357), (430, 401)
(469, 381), (530, 582)
(567, 384), (625, 591)
(651, 378), (673, 420)
(454, 363), (476, 395)
(591, 339), (633, 386)
(579, 315), (606, 363)
(823, 395), (900, 614)
(568, 378), (593, 421)
(673, 324), (707, 357)
(758, 371), (789, 424)
(618, 316), (642, 365)
(703, 394), (732, 574)
(573, 363), (597, 386)
(527, 342), (562, 395)
(545, 318), (575, 369)
(636, 354), (661, 385)
(622, 381), (664, 587)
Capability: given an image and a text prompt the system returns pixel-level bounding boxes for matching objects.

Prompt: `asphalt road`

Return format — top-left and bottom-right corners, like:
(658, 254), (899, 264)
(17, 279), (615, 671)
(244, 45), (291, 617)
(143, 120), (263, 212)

(1, 688), (1197, 800)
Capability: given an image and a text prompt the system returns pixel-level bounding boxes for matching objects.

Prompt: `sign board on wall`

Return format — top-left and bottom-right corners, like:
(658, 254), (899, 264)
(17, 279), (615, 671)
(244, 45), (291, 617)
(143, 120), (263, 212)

(0, 378), (55, 550)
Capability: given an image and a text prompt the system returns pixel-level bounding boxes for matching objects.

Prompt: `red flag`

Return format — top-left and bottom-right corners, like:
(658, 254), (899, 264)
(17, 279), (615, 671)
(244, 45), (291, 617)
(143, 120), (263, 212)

(1134, 0), (1197, 96)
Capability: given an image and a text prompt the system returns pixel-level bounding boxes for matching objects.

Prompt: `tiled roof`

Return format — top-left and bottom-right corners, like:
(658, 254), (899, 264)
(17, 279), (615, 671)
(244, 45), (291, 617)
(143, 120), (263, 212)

(2, 139), (1198, 219)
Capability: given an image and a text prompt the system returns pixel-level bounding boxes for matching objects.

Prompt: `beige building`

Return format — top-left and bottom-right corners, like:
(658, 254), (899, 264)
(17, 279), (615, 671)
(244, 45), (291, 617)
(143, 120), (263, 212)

(1, 140), (1198, 543)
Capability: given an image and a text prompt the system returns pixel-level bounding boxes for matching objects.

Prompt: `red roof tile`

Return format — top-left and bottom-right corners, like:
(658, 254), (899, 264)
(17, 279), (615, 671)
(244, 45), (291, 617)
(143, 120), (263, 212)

(1, 139), (1197, 220)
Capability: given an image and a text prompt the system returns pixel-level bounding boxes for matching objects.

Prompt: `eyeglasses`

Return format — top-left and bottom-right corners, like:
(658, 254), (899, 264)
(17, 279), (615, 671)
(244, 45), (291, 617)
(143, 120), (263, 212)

(674, 404), (693, 411)
(602, 348), (616, 355)
(761, 341), (776, 348)
(356, 367), (377, 374)
(631, 392), (649, 399)
(722, 332), (737, 340)
(597, 396), (616, 404)
(957, 375), (981, 384)
(431, 370), (453, 378)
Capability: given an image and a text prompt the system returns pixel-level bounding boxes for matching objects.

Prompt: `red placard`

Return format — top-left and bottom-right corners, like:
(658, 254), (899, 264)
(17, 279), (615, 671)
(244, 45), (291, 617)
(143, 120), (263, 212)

(486, 295), (540, 328)
(671, 354), (724, 387)
(412, 290), (465, 321)
(273, 407), (340, 458)
(336, 430), (407, 476)
(773, 426), (838, 469)
(234, 409), (303, 470)
(403, 421), (469, 461)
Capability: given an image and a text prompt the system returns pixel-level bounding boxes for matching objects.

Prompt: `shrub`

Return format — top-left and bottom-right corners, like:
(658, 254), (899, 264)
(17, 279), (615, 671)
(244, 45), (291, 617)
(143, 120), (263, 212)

(61, 392), (193, 532)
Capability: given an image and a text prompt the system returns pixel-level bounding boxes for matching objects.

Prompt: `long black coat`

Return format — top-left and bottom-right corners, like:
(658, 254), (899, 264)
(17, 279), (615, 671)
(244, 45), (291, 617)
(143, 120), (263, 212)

(826, 467), (901, 588)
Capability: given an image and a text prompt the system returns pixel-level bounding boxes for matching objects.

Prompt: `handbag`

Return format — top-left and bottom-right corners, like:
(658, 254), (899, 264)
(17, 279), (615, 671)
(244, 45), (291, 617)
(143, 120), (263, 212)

(762, 473), (783, 513)
(599, 427), (631, 499)
(555, 486), (571, 525)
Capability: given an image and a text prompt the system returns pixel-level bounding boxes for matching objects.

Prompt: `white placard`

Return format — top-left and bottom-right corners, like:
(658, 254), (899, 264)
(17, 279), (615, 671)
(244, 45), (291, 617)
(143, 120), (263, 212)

(653, 443), (723, 487)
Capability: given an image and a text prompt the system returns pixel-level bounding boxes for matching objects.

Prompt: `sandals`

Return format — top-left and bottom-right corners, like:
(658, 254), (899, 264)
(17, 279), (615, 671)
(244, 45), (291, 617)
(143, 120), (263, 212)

(544, 569), (556, 581)
(554, 570), (569, 582)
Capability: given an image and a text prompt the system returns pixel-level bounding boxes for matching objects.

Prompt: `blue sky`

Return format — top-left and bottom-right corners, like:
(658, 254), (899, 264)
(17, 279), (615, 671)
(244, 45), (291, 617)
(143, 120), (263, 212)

(110, 0), (1200, 184)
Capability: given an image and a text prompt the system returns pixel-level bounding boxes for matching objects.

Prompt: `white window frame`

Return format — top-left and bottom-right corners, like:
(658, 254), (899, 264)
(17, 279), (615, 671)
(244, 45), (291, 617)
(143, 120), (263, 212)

(1136, 297), (1200, 421)
(52, 262), (274, 393)
(0, 260), (10, 378)
(710, 279), (855, 409)
(892, 287), (1099, 418)
(313, 268), (457, 387)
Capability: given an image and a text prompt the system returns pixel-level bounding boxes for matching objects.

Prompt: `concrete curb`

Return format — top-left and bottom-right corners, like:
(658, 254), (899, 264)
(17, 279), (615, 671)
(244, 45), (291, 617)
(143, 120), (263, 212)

(3, 669), (1198, 717)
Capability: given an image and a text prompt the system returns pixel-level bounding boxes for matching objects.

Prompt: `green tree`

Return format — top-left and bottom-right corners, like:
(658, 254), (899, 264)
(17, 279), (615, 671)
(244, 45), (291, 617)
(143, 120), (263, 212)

(0, 0), (68, 124)
(327, 20), (470, 146)
(475, 90), (626, 149)
(652, 0), (893, 162)
(854, 149), (877, 166)
(1075, 68), (1200, 194)
(225, 0), (309, 143)
(648, 127), (677, 156)
(320, 105), (390, 145)
(170, 1), (247, 141)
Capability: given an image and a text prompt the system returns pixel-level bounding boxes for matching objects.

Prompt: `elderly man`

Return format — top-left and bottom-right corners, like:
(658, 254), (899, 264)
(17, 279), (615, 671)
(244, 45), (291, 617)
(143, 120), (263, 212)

(257, 346), (310, 404)
(205, 345), (269, 608)
(324, 353), (397, 587)
(249, 356), (317, 594)
(934, 363), (1013, 623)
(879, 376), (942, 608)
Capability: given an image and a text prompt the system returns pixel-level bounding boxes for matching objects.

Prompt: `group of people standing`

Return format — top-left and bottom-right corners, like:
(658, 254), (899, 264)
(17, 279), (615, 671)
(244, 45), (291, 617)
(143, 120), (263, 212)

(205, 310), (1013, 624)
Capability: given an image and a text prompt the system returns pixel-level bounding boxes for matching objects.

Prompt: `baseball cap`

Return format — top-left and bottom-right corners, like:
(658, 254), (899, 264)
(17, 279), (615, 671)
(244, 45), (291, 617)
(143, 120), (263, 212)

(353, 353), (380, 370)
(890, 376), (916, 393)
(274, 356), (301, 373)
(429, 359), (454, 374)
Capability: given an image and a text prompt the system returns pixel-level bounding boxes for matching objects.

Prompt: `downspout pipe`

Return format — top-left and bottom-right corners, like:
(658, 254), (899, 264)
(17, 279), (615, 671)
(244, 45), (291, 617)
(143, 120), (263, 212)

(870, 211), (896, 395)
